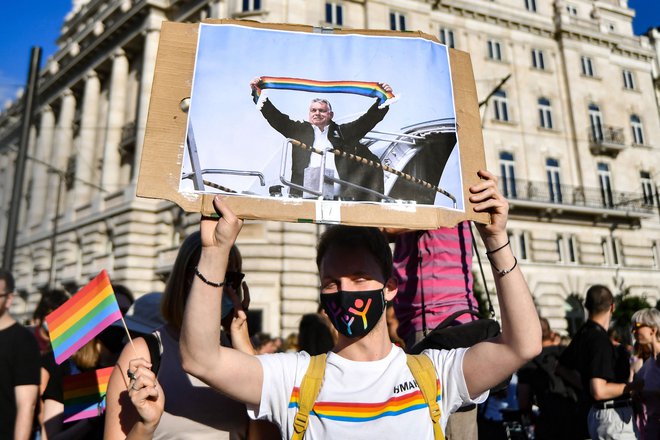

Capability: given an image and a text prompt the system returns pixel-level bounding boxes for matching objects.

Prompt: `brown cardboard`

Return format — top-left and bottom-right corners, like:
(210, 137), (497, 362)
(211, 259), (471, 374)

(138, 19), (489, 228)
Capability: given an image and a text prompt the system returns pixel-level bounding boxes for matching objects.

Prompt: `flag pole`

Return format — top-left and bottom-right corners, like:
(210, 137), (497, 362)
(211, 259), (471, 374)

(118, 315), (138, 357)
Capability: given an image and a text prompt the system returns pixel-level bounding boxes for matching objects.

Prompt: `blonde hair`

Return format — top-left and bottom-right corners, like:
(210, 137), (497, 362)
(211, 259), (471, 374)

(632, 308), (660, 341)
(71, 338), (101, 369)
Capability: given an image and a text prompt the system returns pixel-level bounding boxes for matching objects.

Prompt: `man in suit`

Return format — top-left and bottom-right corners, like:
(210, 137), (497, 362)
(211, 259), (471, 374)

(250, 78), (391, 201)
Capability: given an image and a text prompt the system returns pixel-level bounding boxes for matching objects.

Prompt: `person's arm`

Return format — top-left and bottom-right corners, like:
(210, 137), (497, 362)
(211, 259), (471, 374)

(104, 338), (163, 440)
(13, 384), (38, 440)
(462, 170), (542, 398)
(180, 196), (263, 406)
(590, 377), (643, 401)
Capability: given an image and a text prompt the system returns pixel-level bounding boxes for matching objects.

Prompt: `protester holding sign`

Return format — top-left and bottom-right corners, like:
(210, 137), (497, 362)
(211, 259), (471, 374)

(179, 169), (542, 439)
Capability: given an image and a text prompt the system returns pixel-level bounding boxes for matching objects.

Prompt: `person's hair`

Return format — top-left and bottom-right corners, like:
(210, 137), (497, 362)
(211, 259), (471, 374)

(251, 332), (272, 350)
(632, 308), (660, 340)
(539, 316), (552, 341)
(161, 231), (242, 330)
(112, 284), (135, 314)
(298, 313), (335, 355)
(310, 98), (333, 112)
(584, 284), (613, 315)
(0, 268), (15, 294)
(33, 289), (70, 322)
(316, 226), (393, 281)
(72, 338), (102, 370)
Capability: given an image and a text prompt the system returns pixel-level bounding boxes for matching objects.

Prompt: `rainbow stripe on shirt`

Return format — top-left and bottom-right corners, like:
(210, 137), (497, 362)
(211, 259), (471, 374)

(288, 380), (441, 422)
(252, 77), (395, 105)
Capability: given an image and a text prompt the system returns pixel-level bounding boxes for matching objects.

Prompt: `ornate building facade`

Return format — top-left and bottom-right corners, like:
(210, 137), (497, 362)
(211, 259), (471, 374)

(1, 0), (658, 335)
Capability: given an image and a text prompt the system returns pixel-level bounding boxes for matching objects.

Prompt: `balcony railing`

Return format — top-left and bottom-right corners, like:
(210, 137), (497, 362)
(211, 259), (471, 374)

(589, 125), (626, 157)
(500, 178), (656, 215)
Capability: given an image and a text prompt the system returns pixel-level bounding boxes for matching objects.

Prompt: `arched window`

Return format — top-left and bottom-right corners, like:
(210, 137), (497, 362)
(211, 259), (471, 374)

(499, 152), (517, 197)
(538, 97), (553, 129)
(630, 114), (645, 145)
(588, 103), (603, 142)
(546, 158), (562, 203)
(493, 90), (509, 122)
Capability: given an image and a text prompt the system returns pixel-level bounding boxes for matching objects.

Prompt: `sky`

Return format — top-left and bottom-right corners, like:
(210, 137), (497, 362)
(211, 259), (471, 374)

(0, 1), (657, 104)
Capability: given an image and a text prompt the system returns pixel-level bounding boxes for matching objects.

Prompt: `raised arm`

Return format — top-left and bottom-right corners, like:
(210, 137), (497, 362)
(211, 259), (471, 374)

(462, 170), (542, 398)
(180, 197), (263, 406)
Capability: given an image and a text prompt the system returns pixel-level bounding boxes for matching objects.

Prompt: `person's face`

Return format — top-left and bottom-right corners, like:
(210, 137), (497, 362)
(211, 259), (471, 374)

(319, 246), (396, 299)
(0, 280), (13, 319)
(308, 101), (333, 129)
(633, 322), (656, 344)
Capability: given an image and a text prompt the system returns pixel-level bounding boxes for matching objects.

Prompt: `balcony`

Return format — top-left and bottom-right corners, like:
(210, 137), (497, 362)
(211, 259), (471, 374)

(501, 178), (657, 226)
(589, 125), (626, 157)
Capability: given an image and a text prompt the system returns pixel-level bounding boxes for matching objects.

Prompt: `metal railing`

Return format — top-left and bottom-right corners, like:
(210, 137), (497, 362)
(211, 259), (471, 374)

(500, 178), (656, 214)
(589, 124), (625, 146)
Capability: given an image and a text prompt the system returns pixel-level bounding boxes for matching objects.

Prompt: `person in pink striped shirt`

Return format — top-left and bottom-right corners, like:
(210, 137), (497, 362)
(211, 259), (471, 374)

(385, 221), (479, 440)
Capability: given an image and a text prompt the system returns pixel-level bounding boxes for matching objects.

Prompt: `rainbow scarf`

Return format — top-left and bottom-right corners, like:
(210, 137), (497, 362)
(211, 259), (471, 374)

(46, 270), (122, 364)
(252, 77), (395, 105)
(63, 367), (113, 423)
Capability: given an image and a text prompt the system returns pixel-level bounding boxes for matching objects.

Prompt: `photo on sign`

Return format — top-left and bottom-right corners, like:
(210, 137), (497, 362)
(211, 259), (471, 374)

(181, 23), (463, 210)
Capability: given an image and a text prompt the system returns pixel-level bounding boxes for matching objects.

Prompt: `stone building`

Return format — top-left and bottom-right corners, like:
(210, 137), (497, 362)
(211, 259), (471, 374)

(0, 0), (658, 335)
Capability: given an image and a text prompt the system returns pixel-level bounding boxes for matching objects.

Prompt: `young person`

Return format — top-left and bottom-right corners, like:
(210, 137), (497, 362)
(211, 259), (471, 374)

(180, 170), (542, 438)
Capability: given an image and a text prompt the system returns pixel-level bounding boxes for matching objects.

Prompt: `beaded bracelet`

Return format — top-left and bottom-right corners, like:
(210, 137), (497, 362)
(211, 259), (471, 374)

(485, 239), (510, 255)
(194, 266), (225, 288)
(488, 256), (518, 277)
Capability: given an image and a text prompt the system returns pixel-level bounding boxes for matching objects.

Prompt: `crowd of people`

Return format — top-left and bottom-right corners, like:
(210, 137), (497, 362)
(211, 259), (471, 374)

(0, 169), (658, 440)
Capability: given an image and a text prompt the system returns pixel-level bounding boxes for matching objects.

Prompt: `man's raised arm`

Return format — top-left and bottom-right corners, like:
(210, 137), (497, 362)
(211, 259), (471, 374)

(462, 170), (542, 398)
(179, 196), (263, 406)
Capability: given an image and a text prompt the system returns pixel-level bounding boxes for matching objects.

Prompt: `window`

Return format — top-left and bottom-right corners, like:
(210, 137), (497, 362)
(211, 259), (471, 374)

(631, 114), (645, 145)
(566, 4), (577, 15)
(589, 103), (604, 142)
(556, 236), (565, 263)
(581, 56), (594, 77)
(493, 90), (509, 122)
(598, 162), (613, 208)
(641, 171), (654, 206)
(325, 2), (343, 26)
(622, 70), (636, 90)
(488, 40), (502, 61)
(242, 0), (260, 12)
(546, 158), (562, 203)
(538, 97), (553, 129)
(531, 48), (545, 69)
(499, 152), (517, 197)
(525, 0), (537, 12)
(390, 11), (406, 31)
(510, 231), (529, 261)
(653, 241), (659, 269)
(439, 28), (455, 48)
(611, 238), (622, 266)
(560, 235), (578, 264)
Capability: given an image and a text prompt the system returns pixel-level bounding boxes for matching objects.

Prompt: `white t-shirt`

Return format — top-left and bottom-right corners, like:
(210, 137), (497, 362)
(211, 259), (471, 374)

(248, 345), (487, 439)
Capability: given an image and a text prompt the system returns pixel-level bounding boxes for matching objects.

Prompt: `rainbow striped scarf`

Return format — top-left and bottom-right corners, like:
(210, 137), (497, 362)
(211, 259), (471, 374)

(252, 77), (395, 106)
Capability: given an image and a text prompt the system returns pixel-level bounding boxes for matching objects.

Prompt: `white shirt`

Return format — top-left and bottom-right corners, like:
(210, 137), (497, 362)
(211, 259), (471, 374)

(248, 345), (487, 439)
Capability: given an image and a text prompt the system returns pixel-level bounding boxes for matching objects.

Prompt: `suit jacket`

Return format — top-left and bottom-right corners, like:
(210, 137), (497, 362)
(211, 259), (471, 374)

(260, 98), (388, 200)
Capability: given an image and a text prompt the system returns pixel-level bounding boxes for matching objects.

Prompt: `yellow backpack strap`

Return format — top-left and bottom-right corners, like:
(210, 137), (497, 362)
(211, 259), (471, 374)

(291, 353), (327, 440)
(406, 354), (445, 440)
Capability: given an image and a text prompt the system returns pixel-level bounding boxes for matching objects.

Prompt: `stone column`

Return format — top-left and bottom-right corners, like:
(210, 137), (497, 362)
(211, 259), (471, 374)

(31, 106), (55, 227)
(46, 91), (76, 223)
(101, 49), (128, 193)
(75, 71), (101, 204)
(132, 11), (164, 185)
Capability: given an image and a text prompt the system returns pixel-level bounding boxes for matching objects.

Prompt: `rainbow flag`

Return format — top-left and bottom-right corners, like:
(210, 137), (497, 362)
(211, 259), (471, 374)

(252, 77), (395, 105)
(46, 270), (122, 364)
(63, 367), (113, 423)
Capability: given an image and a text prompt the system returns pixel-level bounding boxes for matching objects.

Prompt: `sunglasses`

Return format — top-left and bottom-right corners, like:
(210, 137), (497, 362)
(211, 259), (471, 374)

(225, 271), (245, 290)
(633, 322), (649, 330)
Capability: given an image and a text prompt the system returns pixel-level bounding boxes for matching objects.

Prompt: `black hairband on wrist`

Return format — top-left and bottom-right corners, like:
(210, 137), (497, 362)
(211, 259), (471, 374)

(485, 239), (510, 256)
(488, 256), (518, 277)
(194, 266), (225, 288)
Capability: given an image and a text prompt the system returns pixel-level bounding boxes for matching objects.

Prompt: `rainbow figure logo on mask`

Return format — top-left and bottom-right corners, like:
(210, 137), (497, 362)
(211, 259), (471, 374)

(342, 314), (355, 336)
(348, 298), (372, 330)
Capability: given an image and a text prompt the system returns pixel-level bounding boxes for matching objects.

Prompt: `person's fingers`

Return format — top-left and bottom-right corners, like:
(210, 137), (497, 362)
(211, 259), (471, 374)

(242, 281), (250, 311)
(469, 186), (499, 204)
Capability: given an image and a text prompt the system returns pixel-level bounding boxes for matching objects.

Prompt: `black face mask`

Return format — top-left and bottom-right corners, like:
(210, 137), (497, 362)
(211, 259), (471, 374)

(319, 288), (386, 338)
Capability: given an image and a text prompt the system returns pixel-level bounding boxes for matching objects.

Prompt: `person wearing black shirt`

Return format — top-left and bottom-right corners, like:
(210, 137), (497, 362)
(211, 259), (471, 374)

(0, 269), (40, 440)
(558, 285), (642, 440)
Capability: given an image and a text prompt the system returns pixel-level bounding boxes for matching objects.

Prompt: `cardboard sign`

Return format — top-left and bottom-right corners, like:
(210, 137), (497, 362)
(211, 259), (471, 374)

(138, 20), (489, 228)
